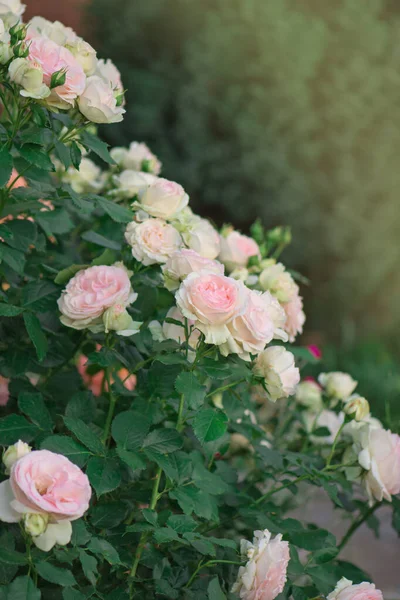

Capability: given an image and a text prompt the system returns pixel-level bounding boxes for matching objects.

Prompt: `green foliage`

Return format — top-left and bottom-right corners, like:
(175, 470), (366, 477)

(88, 0), (400, 338)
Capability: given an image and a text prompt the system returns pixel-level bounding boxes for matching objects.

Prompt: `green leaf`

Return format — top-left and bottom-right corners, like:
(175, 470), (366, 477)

(142, 508), (158, 526)
(54, 139), (72, 170)
(0, 414), (38, 444)
(70, 141), (82, 170)
(55, 264), (87, 285)
(81, 131), (114, 164)
(41, 435), (91, 467)
(154, 527), (180, 544)
(19, 144), (55, 171)
(23, 312), (48, 362)
(289, 527), (336, 551)
(0, 147), (13, 188)
(96, 196), (133, 223)
(208, 577), (227, 600)
(167, 514), (197, 534)
(18, 392), (53, 431)
(7, 575), (41, 600)
(193, 409), (228, 444)
(175, 372), (206, 410)
(0, 548), (28, 566)
(22, 281), (59, 312)
(62, 589), (86, 600)
(36, 561), (77, 586)
(79, 549), (98, 585)
(37, 208), (74, 235)
(143, 429), (183, 453)
(111, 410), (151, 450)
(71, 520), (92, 546)
(81, 230), (121, 250)
(116, 447), (146, 471)
(313, 547), (339, 564)
(63, 416), (105, 455)
(91, 248), (117, 267)
(306, 565), (339, 596)
(0, 245), (26, 274)
(90, 502), (127, 529)
(5, 220), (36, 252)
(87, 537), (121, 565)
(183, 532), (216, 556)
(0, 303), (23, 317)
(86, 456), (122, 497)
(65, 392), (96, 423)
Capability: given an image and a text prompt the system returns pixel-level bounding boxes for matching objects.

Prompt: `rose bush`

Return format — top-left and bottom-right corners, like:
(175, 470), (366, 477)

(0, 7), (397, 600)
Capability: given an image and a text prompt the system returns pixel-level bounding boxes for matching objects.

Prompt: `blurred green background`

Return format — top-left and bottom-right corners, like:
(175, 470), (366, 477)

(25, 0), (400, 429)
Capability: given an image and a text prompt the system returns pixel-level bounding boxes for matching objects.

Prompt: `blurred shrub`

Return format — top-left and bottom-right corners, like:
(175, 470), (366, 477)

(88, 0), (400, 338)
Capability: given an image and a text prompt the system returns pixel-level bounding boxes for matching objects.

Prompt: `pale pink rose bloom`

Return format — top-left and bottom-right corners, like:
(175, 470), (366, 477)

(0, 375), (10, 406)
(95, 58), (123, 93)
(182, 217), (220, 259)
(162, 248), (224, 291)
(327, 577), (383, 600)
(221, 289), (287, 360)
(125, 218), (182, 266)
(253, 346), (299, 402)
(219, 231), (260, 271)
(58, 264), (135, 331)
(357, 426), (400, 502)
(232, 529), (290, 600)
(78, 75), (125, 124)
(282, 290), (305, 342)
(135, 177), (188, 219)
(176, 271), (248, 345)
(259, 262), (298, 304)
(112, 170), (158, 199)
(27, 36), (86, 109)
(110, 142), (161, 174)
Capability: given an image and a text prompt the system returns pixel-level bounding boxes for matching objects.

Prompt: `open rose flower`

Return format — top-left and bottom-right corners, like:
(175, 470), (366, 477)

(176, 210), (220, 259)
(219, 230), (260, 271)
(327, 578), (383, 600)
(58, 263), (137, 333)
(220, 289), (288, 360)
(176, 271), (247, 345)
(134, 177), (189, 219)
(318, 372), (357, 401)
(111, 142), (161, 174)
(62, 157), (104, 194)
(27, 36), (86, 109)
(0, 449), (91, 551)
(95, 58), (123, 94)
(162, 248), (224, 291)
(0, 0), (25, 26)
(125, 218), (182, 265)
(78, 75), (125, 124)
(282, 290), (305, 342)
(112, 170), (158, 200)
(253, 346), (299, 402)
(295, 379), (322, 411)
(259, 262), (298, 304)
(232, 529), (290, 600)
(27, 16), (77, 46)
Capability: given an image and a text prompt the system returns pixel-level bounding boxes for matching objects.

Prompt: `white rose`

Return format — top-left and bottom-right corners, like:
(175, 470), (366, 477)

(95, 58), (123, 93)
(134, 177), (188, 219)
(253, 346), (300, 402)
(318, 372), (357, 401)
(295, 380), (323, 411)
(0, 0), (25, 26)
(181, 214), (220, 259)
(8, 58), (50, 99)
(259, 261), (297, 303)
(111, 142), (161, 174)
(2, 440), (31, 473)
(125, 218), (182, 266)
(28, 16), (77, 46)
(66, 38), (97, 75)
(78, 75), (125, 124)
(162, 248), (224, 291)
(112, 170), (158, 199)
(63, 157), (104, 194)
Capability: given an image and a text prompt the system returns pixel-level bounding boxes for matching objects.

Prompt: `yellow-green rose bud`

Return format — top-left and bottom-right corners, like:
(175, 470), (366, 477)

(344, 395), (370, 422)
(23, 513), (49, 537)
(2, 440), (31, 473)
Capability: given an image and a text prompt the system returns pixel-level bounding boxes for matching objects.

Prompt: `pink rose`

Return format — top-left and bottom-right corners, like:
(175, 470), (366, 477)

(125, 218), (182, 265)
(327, 578), (383, 600)
(282, 291), (305, 342)
(0, 449), (91, 551)
(135, 177), (188, 219)
(0, 375), (10, 406)
(232, 529), (290, 600)
(357, 426), (400, 502)
(176, 271), (247, 345)
(219, 231), (260, 271)
(221, 289), (287, 359)
(162, 248), (224, 291)
(58, 263), (136, 332)
(27, 36), (86, 109)
(253, 346), (300, 402)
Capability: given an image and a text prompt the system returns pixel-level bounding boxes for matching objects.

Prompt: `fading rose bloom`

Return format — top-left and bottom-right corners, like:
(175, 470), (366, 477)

(0, 375), (9, 406)
(176, 271), (247, 345)
(0, 449), (91, 551)
(125, 218), (182, 266)
(220, 290), (288, 360)
(112, 170), (158, 200)
(95, 58), (123, 93)
(232, 529), (290, 600)
(327, 577), (383, 600)
(78, 75), (125, 124)
(134, 177), (188, 220)
(27, 36), (86, 109)
(318, 372), (357, 401)
(110, 142), (161, 175)
(295, 379), (322, 411)
(62, 157), (104, 194)
(282, 291), (305, 342)
(356, 425), (400, 502)
(58, 263), (136, 332)
(253, 346), (299, 402)
(77, 351), (136, 397)
(162, 248), (224, 291)
(219, 231), (260, 271)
